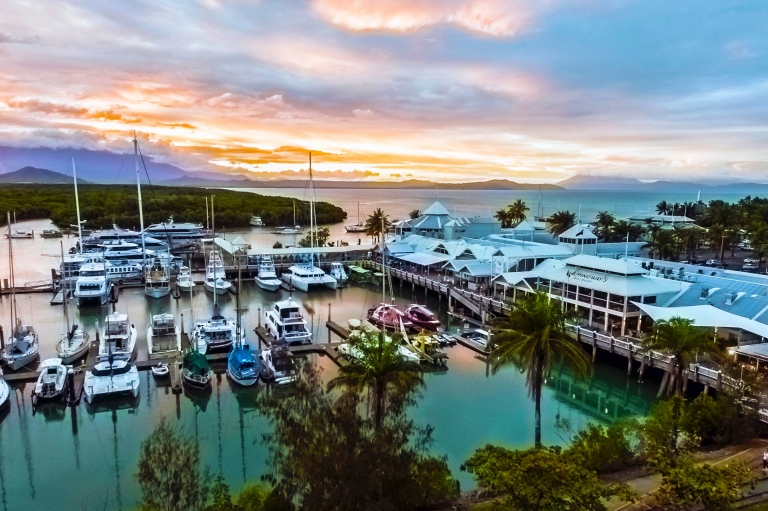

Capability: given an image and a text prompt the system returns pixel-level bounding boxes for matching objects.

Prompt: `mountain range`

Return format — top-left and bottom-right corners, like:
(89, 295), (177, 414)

(0, 166), (91, 184)
(556, 174), (768, 193)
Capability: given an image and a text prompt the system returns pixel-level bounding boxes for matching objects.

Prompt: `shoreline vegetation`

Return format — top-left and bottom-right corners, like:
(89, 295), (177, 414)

(0, 184), (347, 229)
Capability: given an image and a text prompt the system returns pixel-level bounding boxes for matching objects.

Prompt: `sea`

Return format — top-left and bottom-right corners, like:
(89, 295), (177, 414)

(0, 188), (753, 511)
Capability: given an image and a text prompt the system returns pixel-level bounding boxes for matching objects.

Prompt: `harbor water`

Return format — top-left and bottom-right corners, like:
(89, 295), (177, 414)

(0, 185), (737, 511)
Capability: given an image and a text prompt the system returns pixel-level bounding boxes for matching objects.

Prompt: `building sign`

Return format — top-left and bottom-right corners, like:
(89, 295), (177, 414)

(565, 268), (609, 284)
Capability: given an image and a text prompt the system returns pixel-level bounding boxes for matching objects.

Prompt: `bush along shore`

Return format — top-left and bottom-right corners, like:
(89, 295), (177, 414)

(0, 184), (347, 229)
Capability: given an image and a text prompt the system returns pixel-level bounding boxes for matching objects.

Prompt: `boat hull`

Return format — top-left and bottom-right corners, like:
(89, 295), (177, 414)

(204, 281), (230, 295)
(145, 287), (171, 299)
(281, 274), (337, 292)
(256, 278), (281, 292)
(226, 368), (259, 387)
(183, 369), (212, 389)
(1, 347), (39, 371)
(57, 339), (90, 365)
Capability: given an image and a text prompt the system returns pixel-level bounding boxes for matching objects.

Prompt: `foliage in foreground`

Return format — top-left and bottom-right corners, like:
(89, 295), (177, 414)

(0, 184), (346, 228)
(258, 362), (456, 511)
(462, 444), (635, 511)
(656, 456), (754, 511)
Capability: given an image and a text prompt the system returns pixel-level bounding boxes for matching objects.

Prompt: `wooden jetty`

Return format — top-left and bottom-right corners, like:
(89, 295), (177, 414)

(455, 336), (491, 356)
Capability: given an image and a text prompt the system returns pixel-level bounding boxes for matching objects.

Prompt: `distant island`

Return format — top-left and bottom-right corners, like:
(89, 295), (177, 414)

(0, 184), (347, 229)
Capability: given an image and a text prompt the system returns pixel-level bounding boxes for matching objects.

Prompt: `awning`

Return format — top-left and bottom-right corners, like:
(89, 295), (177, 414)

(734, 344), (768, 362)
(633, 303), (768, 339)
(396, 252), (450, 266)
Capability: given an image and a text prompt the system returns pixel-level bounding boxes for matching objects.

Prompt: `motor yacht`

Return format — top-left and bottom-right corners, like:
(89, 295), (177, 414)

(176, 265), (196, 290)
(147, 313), (181, 359)
(40, 229), (63, 238)
(249, 215), (263, 227)
(144, 254), (171, 298)
(1, 320), (40, 370)
(191, 306), (236, 354)
(74, 262), (112, 306)
(281, 260), (337, 292)
(367, 303), (413, 332)
(203, 250), (232, 295)
(56, 324), (90, 364)
(4, 229), (33, 239)
(329, 262), (348, 286)
(255, 255), (281, 291)
(98, 312), (137, 361)
(338, 320), (420, 363)
(33, 358), (69, 400)
(144, 218), (208, 243)
(0, 373), (8, 409)
(83, 357), (140, 403)
(404, 304), (440, 332)
(261, 341), (294, 384)
(264, 299), (312, 345)
(104, 260), (143, 284)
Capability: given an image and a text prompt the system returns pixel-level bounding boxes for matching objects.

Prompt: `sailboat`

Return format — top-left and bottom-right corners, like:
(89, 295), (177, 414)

(255, 255), (281, 292)
(281, 154), (338, 292)
(345, 202), (367, 233)
(203, 197), (232, 295)
(56, 241), (91, 364)
(272, 200), (302, 235)
(192, 196), (237, 354)
(227, 263), (261, 386)
(1, 212), (40, 371)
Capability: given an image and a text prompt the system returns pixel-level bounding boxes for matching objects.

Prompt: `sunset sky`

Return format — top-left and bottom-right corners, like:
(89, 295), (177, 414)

(0, 1), (766, 183)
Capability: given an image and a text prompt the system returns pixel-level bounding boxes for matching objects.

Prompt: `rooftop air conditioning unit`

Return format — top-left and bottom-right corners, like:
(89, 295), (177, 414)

(725, 291), (737, 306)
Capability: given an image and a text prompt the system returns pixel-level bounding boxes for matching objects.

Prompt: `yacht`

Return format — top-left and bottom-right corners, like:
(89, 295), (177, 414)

(282, 259), (337, 292)
(176, 265), (195, 290)
(329, 262), (348, 286)
(404, 304), (441, 332)
(98, 312), (137, 361)
(261, 340), (294, 384)
(104, 260), (143, 284)
(249, 215), (263, 227)
(56, 324), (91, 365)
(4, 229), (33, 239)
(74, 262), (112, 306)
(40, 229), (63, 238)
(227, 344), (261, 386)
(191, 306), (236, 354)
(34, 358), (69, 401)
(61, 253), (103, 285)
(1, 320), (40, 370)
(82, 227), (168, 252)
(345, 203), (367, 233)
(273, 200), (302, 235)
(182, 349), (213, 389)
(204, 251), (232, 295)
(83, 357), (140, 403)
(265, 299), (312, 345)
(144, 218), (208, 243)
(144, 254), (171, 298)
(256, 255), (282, 291)
(0, 373), (8, 409)
(339, 320), (420, 363)
(147, 313), (181, 359)
(367, 303), (413, 332)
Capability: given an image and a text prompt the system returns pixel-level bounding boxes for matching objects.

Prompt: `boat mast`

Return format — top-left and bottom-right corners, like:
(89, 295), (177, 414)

(60, 240), (69, 332)
(236, 257), (242, 345)
(308, 152), (315, 267)
(71, 158), (84, 254)
(134, 133), (147, 267)
(211, 195), (217, 312)
(7, 212), (17, 330)
(205, 197), (209, 230)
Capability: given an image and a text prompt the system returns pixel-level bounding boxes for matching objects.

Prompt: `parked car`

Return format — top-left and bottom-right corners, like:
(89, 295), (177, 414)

(744, 257), (760, 264)
(743, 263), (758, 272)
(705, 259), (719, 266)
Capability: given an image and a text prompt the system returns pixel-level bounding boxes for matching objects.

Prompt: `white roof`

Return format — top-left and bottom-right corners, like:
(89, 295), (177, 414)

(512, 220), (536, 232)
(231, 236), (249, 246)
(629, 214), (695, 223)
(422, 201), (451, 216)
(382, 242), (414, 254)
(397, 252), (450, 266)
(558, 224), (597, 239)
(635, 303), (768, 339)
(734, 344), (768, 361)
(564, 254), (648, 276)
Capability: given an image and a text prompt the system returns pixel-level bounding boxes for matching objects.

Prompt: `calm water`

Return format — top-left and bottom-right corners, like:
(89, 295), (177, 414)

(0, 186), (740, 511)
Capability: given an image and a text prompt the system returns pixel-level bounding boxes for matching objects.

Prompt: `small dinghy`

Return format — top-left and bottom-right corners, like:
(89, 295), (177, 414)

(151, 362), (169, 377)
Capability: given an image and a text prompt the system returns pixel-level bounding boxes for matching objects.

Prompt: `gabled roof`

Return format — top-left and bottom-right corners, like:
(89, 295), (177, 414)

(558, 224), (597, 239)
(232, 236), (249, 246)
(512, 220), (535, 232)
(564, 254), (648, 276)
(422, 201), (451, 216)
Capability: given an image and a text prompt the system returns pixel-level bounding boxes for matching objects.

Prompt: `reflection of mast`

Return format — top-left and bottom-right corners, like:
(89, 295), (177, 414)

(15, 388), (36, 499)
(216, 374), (222, 475)
(70, 403), (80, 469)
(0, 412), (7, 511)
(112, 409), (123, 511)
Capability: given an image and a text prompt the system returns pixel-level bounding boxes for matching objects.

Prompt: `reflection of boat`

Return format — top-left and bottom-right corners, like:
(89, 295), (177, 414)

(176, 265), (195, 290)
(255, 256), (281, 292)
(261, 341), (295, 384)
(98, 312), (137, 361)
(329, 262), (348, 286)
(34, 358), (69, 400)
(265, 298), (312, 345)
(345, 203), (367, 233)
(144, 253), (171, 298)
(147, 313), (182, 359)
(83, 357), (140, 403)
(404, 304), (440, 332)
(182, 350), (213, 389)
(249, 215), (263, 227)
(367, 303), (413, 332)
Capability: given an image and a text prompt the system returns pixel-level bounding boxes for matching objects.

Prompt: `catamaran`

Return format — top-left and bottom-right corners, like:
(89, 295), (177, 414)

(83, 355), (140, 403)
(345, 202), (367, 233)
(255, 255), (282, 291)
(264, 298), (312, 345)
(98, 312), (137, 361)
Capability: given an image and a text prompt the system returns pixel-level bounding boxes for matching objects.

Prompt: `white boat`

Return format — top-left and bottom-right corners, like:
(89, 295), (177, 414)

(4, 229), (33, 239)
(191, 307), (236, 354)
(144, 217), (208, 244)
(147, 313), (182, 359)
(151, 362), (169, 377)
(1, 321), (40, 370)
(203, 251), (232, 295)
(56, 325), (90, 365)
(265, 298), (312, 345)
(33, 358), (69, 400)
(345, 203), (367, 233)
(144, 254), (171, 298)
(104, 260), (143, 284)
(261, 341), (295, 384)
(98, 312), (137, 361)
(273, 199), (302, 234)
(83, 358), (140, 403)
(329, 262), (348, 286)
(176, 265), (196, 290)
(256, 255), (282, 291)
(74, 262), (112, 306)
(339, 320), (420, 363)
(250, 215), (263, 227)
(0, 373), (9, 409)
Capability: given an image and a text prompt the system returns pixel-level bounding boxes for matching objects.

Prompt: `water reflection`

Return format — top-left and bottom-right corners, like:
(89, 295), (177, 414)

(14, 387), (36, 500)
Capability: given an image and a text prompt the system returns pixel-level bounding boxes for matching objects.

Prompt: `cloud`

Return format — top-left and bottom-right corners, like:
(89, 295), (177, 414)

(0, 32), (40, 44)
(312, 0), (536, 36)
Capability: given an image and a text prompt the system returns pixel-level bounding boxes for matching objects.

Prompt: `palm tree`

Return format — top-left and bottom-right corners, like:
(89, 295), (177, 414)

(364, 208), (391, 242)
(408, 209), (421, 220)
(612, 220), (644, 243)
(643, 229), (677, 260)
(507, 199), (529, 226)
(489, 292), (590, 448)
(495, 208), (513, 228)
(594, 211), (615, 241)
(546, 210), (576, 237)
(656, 201), (672, 215)
(644, 317), (713, 395)
(328, 329), (423, 429)
(675, 226), (704, 260)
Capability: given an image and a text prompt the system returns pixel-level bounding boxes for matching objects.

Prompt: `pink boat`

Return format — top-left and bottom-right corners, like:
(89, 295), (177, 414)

(366, 303), (413, 332)
(404, 304), (440, 332)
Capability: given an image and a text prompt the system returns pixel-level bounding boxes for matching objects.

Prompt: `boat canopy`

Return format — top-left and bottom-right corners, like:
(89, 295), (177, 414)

(184, 350), (210, 375)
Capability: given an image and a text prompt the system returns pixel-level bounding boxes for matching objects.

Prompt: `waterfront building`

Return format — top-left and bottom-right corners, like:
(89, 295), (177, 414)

(628, 213), (695, 225)
(394, 201), (502, 241)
